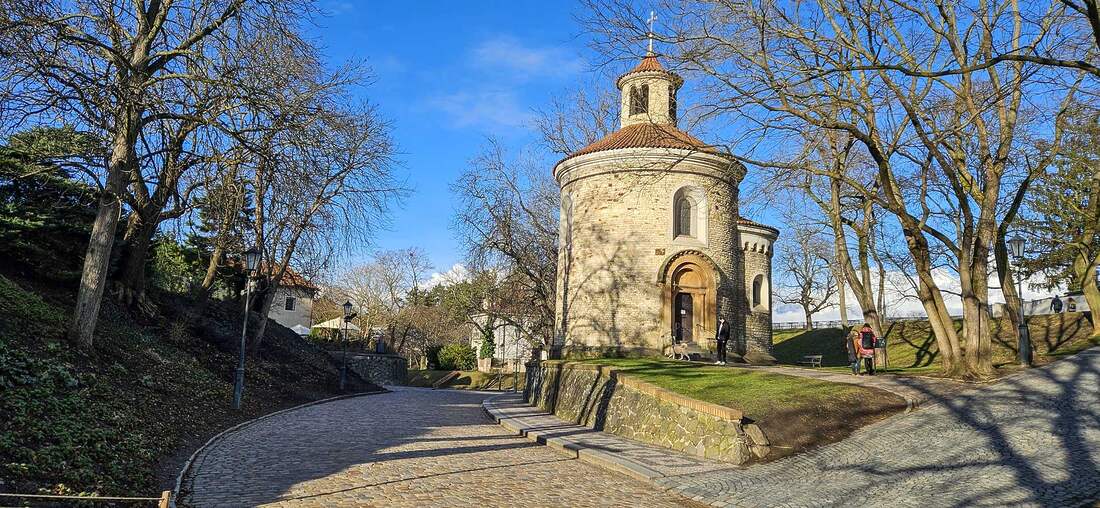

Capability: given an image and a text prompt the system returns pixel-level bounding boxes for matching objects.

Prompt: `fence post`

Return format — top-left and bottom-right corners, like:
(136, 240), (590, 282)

(159, 491), (171, 508)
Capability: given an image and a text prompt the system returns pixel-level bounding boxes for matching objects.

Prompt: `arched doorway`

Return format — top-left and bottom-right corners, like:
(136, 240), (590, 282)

(658, 251), (719, 348)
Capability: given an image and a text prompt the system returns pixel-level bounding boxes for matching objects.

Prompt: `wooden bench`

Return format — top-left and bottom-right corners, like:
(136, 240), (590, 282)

(798, 354), (823, 368)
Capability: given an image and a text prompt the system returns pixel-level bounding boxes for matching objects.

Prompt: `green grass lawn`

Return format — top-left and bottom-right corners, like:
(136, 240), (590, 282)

(577, 357), (906, 459)
(773, 313), (1098, 378)
(579, 358), (874, 422)
(407, 369), (525, 390)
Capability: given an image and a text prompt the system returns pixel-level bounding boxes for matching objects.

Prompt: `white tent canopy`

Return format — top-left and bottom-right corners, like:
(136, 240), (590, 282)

(311, 317), (361, 332)
(290, 324), (311, 336)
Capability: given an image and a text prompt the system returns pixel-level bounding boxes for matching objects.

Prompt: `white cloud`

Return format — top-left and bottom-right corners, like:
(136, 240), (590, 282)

(320, 1), (355, 15)
(471, 36), (585, 79)
(424, 263), (470, 289)
(426, 90), (534, 130)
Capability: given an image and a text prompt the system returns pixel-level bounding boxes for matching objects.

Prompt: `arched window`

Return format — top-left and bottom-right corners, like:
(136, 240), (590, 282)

(630, 83), (649, 115)
(752, 274), (765, 310)
(674, 196), (694, 237)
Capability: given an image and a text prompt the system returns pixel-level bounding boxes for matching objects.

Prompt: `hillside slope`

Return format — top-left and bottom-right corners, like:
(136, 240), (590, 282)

(0, 274), (377, 497)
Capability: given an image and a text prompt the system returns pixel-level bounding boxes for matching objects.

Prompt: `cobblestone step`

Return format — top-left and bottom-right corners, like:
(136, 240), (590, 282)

(483, 392), (737, 483)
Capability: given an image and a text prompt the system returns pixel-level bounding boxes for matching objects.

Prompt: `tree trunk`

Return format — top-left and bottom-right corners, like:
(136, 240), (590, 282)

(200, 243), (226, 295)
(116, 211), (160, 314)
(804, 306), (814, 330)
(827, 179), (883, 336)
(1074, 252), (1100, 334)
(907, 229), (965, 376)
(994, 237), (1024, 355)
(247, 284), (276, 355)
(68, 116), (137, 350)
(837, 268), (849, 328)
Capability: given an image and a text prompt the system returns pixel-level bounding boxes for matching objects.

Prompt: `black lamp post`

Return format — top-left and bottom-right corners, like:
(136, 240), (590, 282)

(1008, 235), (1032, 367)
(233, 246), (261, 410)
(339, 300), (354, 391)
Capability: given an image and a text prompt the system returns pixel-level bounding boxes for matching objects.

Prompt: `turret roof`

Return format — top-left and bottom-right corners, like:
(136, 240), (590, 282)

(616, 53), (682, 88)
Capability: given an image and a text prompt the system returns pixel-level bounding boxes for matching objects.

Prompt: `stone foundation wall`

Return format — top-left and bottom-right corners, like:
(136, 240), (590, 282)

(343, 353), (408, 386)
(525, 361), (768, 463)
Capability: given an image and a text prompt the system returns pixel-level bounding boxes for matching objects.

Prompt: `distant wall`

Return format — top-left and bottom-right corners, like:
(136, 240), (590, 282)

(525, 361), (769, 464)
(342, 353), (408, 386)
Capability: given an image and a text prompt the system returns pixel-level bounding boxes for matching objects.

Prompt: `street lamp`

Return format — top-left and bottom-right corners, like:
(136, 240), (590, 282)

(339, 300), (354, 391)
(1007, 235), (1032, 367)
(233, 246), (261, 410)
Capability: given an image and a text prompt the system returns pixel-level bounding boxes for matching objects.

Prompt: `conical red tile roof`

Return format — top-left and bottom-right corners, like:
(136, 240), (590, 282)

(563, 122), (722, 162)
(616, 53), (681, 88)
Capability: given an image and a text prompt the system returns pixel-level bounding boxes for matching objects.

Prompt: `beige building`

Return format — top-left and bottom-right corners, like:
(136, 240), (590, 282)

(267, 270), (318, 333)
(552, 50), (778, 359)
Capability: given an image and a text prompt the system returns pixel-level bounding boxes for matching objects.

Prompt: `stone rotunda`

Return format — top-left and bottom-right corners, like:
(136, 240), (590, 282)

(551, 49), (779, 360)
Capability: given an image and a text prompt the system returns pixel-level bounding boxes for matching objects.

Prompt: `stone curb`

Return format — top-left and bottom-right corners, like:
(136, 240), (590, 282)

(482, 393), (665, 482)
(171, 389), (387, 507)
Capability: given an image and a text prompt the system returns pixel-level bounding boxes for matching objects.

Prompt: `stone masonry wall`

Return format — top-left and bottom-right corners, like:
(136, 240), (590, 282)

(555, 150), (744, 354)
(343, 353), (408, 386)
(525, 361), (769, 464)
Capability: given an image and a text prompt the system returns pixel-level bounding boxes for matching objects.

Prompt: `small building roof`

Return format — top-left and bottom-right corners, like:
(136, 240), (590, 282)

(737, 218), (780, 237)
(311, 317), (362, 332)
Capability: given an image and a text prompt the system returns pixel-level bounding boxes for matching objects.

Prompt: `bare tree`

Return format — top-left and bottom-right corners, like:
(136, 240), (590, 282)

(451, 140), (559, 346)
(534, 86), (618, 156)
(339, 248), (433, 355)
(246, 103), (403, 352)
(583, 0), (1082, 377)
(0, 0), (309, 350)
(777, 226), (837, 329)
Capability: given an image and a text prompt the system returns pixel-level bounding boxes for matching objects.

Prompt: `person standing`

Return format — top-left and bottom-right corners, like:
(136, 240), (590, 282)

(715, 317), (730, 365)
(1050, 295), (1064, 313)
(859, 323), (877, 375)
(1067, 297), (1078, 313)
(845, 327), (861, 375)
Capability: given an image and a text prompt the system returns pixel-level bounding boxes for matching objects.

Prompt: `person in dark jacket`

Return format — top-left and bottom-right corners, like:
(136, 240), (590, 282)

(715, 318), (730, 365)
(1050, 295), (1063, 313)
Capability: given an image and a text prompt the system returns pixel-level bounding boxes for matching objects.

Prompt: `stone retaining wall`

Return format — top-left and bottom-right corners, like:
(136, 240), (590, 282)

(525, 361), (768, 464)
(342, 353), (408, 386)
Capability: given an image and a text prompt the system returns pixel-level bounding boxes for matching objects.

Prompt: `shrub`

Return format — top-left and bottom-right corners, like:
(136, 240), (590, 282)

(478, 333), (495, 359)
(437, 343), (476, 371)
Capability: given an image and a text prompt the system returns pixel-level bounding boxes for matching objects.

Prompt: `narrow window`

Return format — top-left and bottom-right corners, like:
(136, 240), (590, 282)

(752, 275), (763, 309)
(675, 197), (693, 237)
(668, 85), (677, 121)
(285, 296), (295, 311)
(630, 83), (649, 115)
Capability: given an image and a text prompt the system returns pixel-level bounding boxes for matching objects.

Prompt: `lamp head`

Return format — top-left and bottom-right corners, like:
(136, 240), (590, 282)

(343, 300), (354, 317)
(1008, 236), (1026, 258)
(243, 246), (261, 272)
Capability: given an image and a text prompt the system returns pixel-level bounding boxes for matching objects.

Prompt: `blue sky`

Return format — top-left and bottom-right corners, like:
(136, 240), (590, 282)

(307, 1), (598, 275)
(303, 2), (1061, 323)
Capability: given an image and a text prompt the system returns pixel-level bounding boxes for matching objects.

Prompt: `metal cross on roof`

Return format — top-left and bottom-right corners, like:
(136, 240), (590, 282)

(647, 10), (657, 53)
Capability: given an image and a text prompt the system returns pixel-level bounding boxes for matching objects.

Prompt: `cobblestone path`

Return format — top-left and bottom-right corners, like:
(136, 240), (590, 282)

(662, 348), (1100, 507)
(179, 387), (692, 507)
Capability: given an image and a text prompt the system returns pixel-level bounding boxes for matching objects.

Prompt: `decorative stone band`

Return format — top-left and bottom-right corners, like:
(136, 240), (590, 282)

(526, 361), (768, 463)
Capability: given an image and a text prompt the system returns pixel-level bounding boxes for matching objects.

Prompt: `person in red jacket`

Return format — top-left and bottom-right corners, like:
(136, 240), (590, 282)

(858, 323), (876, 375)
